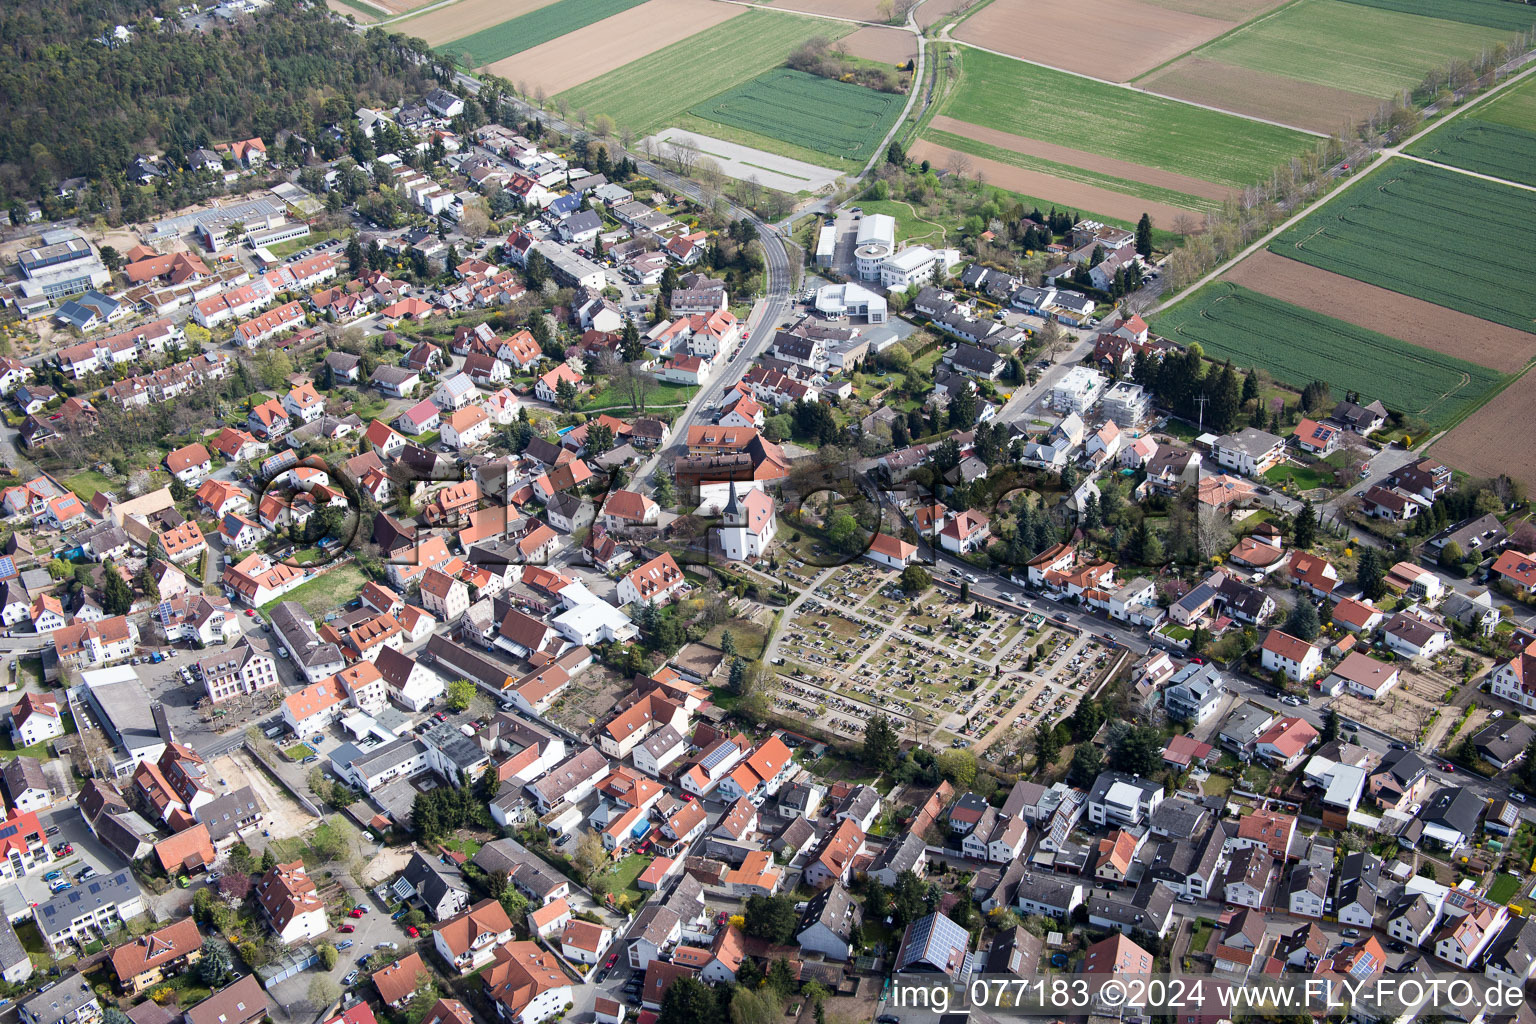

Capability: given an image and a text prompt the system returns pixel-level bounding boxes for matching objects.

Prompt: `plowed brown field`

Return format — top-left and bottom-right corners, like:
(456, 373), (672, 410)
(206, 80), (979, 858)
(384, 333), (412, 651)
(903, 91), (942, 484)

(953, 0), (1250, 81)
(910, 139), (1201, 223)
(1223, 250), (1536, 374)
(1142, 58), (1382, 134)
(929, 114), (1229, 201)
(1431, 370), (1536, 490)
(841, 25), (917, 63)
(917, 0), (973, 28)
(401, 0), (560, 47)
(487, 0), (745, 94)
(765, 0), (886, 20)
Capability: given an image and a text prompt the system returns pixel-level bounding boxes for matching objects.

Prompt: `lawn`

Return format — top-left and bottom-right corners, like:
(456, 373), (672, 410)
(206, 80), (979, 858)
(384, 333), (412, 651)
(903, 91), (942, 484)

(1189, 917), (1215, 953)
(437, 0), (648, 68)
(283, 743), (314, 761)
(63, 469), (117, 501)
(1152, 282), (1506, 430)
(1269, 158), (1536, 335)
(1488, 872), (1522, 905)
(690, 68), (904, 164)
(0, 708), (75, 760)
(1187, 0), (1510, 99)
(704, 619), (769, 661)
(1264, 462), (1332, 490)
(941, 47), (1310, 189)
(925, 128), (1223, 215)
(607, 852), (651, 901)
(265, 229), (343, 259)
(258, 562), (369, 620)
(556, 11), (850, 134)
(439, 836), (483, 858)
(1334, 0), (1536, 30)
(1408, 75), (1536, 187)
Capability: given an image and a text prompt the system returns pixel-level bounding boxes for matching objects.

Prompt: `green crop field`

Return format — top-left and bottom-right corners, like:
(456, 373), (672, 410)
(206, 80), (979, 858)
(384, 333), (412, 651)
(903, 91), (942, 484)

(438, 0), (647, 68)
(1188, 0), (1510, 98)
(1153, 283), (1504, 429)
(689, 68), (902, 163)
(925, 128), (1223, 215)
(1334, 0), (1536, 30)
(556, 12), (848, 135)
(940, 48), (1309, 189)
(1270, 158), (1536, 334)
(1407, 75), (1536, 186)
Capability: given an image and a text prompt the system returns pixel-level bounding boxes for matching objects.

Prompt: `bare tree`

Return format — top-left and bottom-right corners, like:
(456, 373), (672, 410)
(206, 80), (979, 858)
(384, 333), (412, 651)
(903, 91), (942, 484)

(1196, 505), (1233, 561)
(697, 157), (725, 195)
(946, 150), (973, 180)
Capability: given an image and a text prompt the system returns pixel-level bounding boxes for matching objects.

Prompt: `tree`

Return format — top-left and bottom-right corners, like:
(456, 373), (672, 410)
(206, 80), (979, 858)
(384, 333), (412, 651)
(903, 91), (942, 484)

(864, 715), (899, 773)
(316, 943), (339, 971)
(218, 871), (251, 900)
(899, 565), (932, 595)
(729, 986), (777, 1024)
(307, 976), (340, 1012)
(102, 1010), (132, 1024)
(1440, 540), (1465, 568)
(1035, 721), (1061, 769)
(1321, 708), (1340, 743)
(197, 940), (234, 986)
(571, 829), (608, 887)
(1284, 600), (1321, 642)
(556, 377), (578, 411)
(101, 562), (133, 615)
(169, 476), (191, 503)
(444, 679), (475, 711)
(498, 886), (529, 921)
(1068, 699), (1104, 742)
(1356, 546), (1386, 601)
(1135, 213), (1153, 257)
(743, 893), (799, 944)
(1293, 499), (1317, 549)
(657, 977), (722, 1024)
(1068, 743), (1103, 787)
(891, 869), (927, 925)
(1108, 725), (1163, 776)
(474, 764), (501, 803)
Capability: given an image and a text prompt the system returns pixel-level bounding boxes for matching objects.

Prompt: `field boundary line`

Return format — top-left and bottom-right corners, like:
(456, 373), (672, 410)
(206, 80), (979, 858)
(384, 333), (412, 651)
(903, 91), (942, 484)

(1153, 58), (1536, 314)
(1129, 0), (1308, 84)
(381, 0), (464, 24)
(939, 35), (1326, 136)
(1394, 150), (1536, 194)
(713, 0), (891, 27)
(1426, 358), (1534, 446)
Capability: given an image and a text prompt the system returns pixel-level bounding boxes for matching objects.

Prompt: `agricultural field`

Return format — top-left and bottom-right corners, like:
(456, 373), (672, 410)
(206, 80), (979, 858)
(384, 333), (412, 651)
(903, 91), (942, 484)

(1333, 0), (1536, 30)
(1170, 0), (1511, 98)
(487, 0), (745, 95)
(689, 68), (903, 163)
(1152, 283), (1505, 430)
(939, 47), (1310, 190)
(840, 25), (917, 64)
(433, 0), (648, 68)
(402, 0), (560, 48)
(909, 139), (1203, 225)
(1139, 0), (1519, 130)
(556, 11), (848, 135)
(1431, 369), (1536, 490)
(952, 0), (1276, 82)
(1406, 74), (1536, 187)
(1222, 250), (1536, 373)
(1269, 158), (1536, 335)
(923, 117), (1225, 212)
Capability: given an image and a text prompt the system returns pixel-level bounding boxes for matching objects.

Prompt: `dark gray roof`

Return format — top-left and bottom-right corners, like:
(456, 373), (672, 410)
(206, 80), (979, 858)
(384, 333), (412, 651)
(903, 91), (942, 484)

(870, 831), (926, 877)
(193, 786), (261, 841)
(984, 926), (1041, 977)
(1472, 720), (1535, 766)
(1418, 786), (1483, 836)
(797, 882), (861, 941)
(1149, 797), (1207, 837)
(21, 973), (97, 1024)
(401, 850), (468, 907)
(35, 870), (141, 938)
(1334, 851), (1381, 913)
(0, 914), (26, 973)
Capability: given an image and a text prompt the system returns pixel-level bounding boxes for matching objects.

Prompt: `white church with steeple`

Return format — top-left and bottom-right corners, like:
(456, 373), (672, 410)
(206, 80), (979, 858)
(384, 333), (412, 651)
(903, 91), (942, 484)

(717, 479), (777, 562)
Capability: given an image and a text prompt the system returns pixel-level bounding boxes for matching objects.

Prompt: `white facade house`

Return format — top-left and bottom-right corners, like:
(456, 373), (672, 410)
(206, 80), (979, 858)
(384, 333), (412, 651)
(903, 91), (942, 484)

(1048, 367), (1106, 415)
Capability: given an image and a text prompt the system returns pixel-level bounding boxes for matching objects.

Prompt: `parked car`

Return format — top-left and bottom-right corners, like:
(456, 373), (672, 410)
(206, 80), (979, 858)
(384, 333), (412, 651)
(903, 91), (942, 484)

(339, 924), (356, 933)
(337, 940), (354, 951)
(43, 871), (62, 882)
(343, 971), (360, 987)
(349, 908), (364, 918)
(375, 941), (398, 951)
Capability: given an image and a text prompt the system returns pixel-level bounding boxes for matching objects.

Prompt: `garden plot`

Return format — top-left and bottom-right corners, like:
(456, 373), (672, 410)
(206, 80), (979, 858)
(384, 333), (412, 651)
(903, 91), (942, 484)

(1328, 665), (1456, 747)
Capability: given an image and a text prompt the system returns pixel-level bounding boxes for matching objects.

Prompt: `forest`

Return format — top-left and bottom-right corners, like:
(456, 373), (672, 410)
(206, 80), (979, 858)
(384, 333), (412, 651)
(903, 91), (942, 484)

(0, 0), (445, 204)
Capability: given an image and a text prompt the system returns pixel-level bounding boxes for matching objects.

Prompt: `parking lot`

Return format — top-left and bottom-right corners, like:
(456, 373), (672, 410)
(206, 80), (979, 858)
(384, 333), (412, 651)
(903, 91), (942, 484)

(0, 807), (130, 940)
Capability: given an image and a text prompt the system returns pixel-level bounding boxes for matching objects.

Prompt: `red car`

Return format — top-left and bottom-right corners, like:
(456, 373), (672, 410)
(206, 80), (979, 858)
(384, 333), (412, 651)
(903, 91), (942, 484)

(349, 908), (365, 918)
(407, 926), (419, 938)
(1442, 763), (1456, 773)
(245, 609), (257, 617)
(339, 924), (356, 933)
(605, 954), (618, 968)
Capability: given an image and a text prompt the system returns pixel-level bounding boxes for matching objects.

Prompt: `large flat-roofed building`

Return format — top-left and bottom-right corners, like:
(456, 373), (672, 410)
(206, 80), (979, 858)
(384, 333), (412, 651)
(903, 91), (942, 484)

(77, 667), (167, 777)
(14, 234), (110, 300)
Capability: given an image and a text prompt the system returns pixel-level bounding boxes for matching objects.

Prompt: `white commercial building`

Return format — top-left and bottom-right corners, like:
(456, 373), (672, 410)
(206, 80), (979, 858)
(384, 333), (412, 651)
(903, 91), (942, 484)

(1049, 367), (1107, 415)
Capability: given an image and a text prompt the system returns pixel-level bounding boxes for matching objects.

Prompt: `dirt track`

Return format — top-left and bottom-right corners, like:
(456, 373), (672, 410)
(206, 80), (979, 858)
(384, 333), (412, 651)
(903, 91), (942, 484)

(1143, 57), (1382, 134)
(910, 138), (1202, 223)
(952, 0), (1245, 81)
(401, 0), (560, 47)
(1431, 369), (1536, 491)
(929, 113), (1229, 201)
(1223, 250), (1536, 373)
(764, 0), (886, 19)
(841, 25), (917, 63)
(488, 0), (744, 92)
